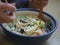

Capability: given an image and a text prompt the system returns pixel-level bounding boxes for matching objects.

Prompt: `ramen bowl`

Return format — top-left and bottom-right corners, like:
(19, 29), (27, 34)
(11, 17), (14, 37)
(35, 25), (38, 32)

(0, 8), (58, 45)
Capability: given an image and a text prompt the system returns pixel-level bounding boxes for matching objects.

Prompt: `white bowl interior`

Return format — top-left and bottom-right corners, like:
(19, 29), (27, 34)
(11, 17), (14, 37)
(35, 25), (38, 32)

(2, 11), (54, 36)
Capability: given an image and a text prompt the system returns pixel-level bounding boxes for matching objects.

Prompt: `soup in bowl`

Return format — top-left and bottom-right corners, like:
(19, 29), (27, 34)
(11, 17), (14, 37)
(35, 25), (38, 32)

(0, 8), (58, 45)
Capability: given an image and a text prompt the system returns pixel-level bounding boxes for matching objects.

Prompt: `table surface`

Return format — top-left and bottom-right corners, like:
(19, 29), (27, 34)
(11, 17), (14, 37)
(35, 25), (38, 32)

(0, 0), (60, 45)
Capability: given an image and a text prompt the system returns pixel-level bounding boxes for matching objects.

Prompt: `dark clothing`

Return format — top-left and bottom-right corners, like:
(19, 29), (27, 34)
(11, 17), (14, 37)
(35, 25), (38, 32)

(2, 0), (29, 8)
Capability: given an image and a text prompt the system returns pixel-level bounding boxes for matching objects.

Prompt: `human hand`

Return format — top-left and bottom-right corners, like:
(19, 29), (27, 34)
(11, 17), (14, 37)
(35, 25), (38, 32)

(29, 0), (48, 9)
(0, 2), (16, 23)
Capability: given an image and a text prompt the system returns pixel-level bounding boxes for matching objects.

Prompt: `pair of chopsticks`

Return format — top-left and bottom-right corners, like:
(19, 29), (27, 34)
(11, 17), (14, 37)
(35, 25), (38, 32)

(0, 0), (8, 3)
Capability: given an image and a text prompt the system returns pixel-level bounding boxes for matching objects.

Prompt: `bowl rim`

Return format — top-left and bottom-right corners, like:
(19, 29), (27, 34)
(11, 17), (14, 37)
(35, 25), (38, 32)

(0, 8), (58, 38)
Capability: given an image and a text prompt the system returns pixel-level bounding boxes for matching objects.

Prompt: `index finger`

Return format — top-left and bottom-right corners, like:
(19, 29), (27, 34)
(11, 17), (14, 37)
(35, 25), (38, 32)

(3, 3), (16, 12)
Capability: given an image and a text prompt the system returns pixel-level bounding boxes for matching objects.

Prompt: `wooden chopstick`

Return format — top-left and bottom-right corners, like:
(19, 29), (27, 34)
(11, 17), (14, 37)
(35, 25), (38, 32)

(5, 0), (8, 3)
(38, 0), (45, 21)
(0, 0), (1, 2)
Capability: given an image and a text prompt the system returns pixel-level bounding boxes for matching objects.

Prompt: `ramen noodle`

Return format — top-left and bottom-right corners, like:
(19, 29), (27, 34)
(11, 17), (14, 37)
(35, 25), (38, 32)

(3, 15), (47, 36)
